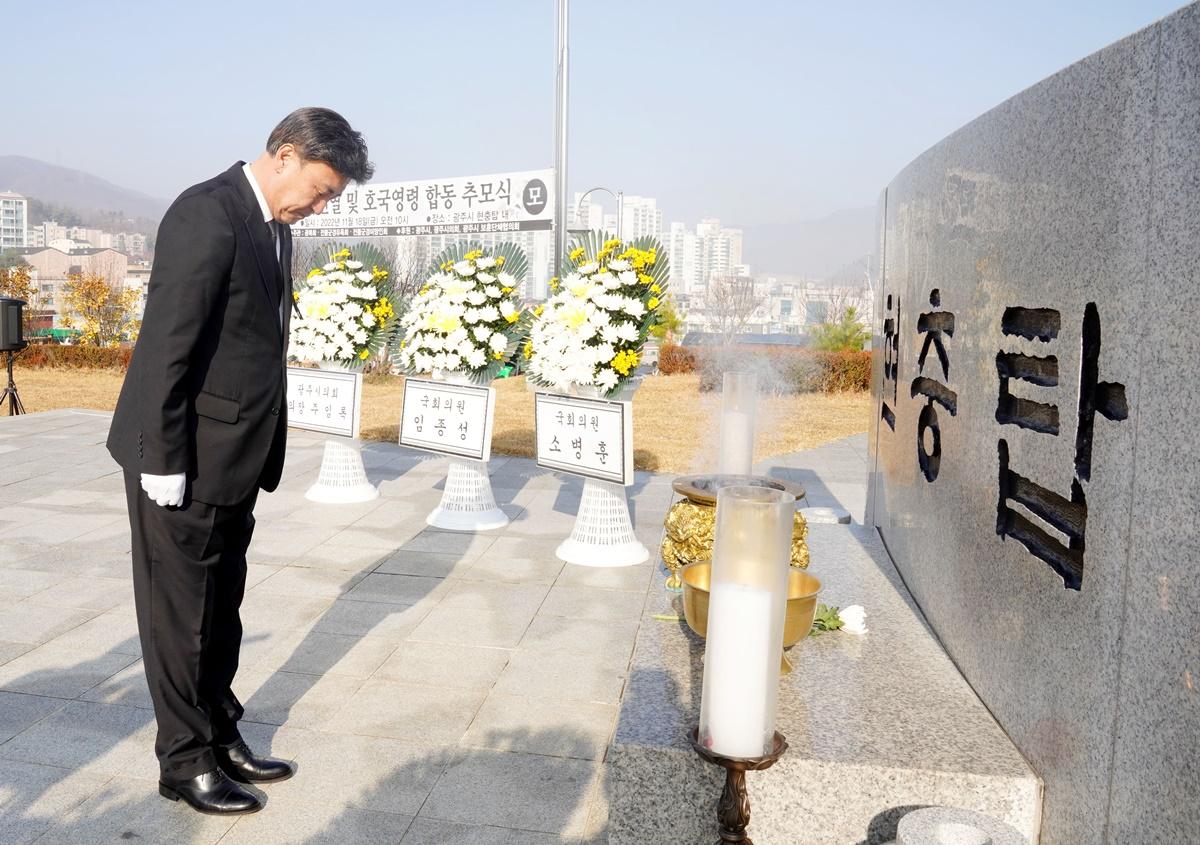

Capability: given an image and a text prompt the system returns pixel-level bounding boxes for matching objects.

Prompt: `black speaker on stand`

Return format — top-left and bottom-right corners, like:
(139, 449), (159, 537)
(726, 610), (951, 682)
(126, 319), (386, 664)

(0, 297), (28, 416)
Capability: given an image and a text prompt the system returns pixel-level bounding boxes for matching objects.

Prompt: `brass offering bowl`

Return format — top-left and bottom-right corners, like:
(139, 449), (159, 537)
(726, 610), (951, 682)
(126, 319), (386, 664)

(660, 475), (809, 590)
(680, 561), (821, 674)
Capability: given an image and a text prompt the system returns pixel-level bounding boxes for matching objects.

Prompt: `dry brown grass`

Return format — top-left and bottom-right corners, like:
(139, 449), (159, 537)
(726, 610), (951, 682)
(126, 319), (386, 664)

(12, 366), (870, 474)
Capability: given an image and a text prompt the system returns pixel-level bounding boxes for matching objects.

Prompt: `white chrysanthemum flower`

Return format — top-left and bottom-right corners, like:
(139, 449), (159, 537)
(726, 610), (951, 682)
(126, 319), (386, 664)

(477, 272), (496, 285)
(466, 348), (487, 368)
(577, 262), (599, 275)
(608, 259), (631, 272)
(477, 256), (497, 269)
(488, 333), (507, 354)
(485, 285), (502, 299)
(323, 262), (337, 271)
(452, 260), (475, 275)
(500, 301), (517, 320)
(497, 271), (514, 286)
(595, 368), (619, 390)
(479, 306), (500, 322)
(600, 325), (619, 343)
(466, 291), (487, 305)
(617, 270), (637, 286)
(346, 260), (363, 269)
(472, 326), (491, 342)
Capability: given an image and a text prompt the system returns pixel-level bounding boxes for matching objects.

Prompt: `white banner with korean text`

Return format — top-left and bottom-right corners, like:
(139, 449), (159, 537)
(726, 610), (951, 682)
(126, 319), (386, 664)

(534, 393), (635, 486)
(286, 367), (363, 438)
(292, 168), (554, 239)
(399, 377), (497, 462)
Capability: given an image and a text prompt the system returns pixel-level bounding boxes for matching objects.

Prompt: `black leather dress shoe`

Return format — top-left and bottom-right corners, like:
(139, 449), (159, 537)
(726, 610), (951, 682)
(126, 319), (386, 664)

(216, 739), (295, 783)
(158, 768), (261, 815)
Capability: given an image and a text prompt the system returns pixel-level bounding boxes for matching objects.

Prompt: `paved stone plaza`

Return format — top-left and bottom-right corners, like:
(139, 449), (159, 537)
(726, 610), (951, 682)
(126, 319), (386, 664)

(0, 408), (864, 844)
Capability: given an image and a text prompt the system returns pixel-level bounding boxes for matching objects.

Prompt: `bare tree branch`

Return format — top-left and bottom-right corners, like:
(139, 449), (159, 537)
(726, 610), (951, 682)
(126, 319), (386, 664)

(704, 275), (764, 342)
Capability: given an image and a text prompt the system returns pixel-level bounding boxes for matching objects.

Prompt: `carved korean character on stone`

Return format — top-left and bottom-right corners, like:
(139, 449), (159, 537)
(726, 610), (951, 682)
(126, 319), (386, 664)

(910, 289), (958, 481)
(880, 293), (901, 431)
(995, 302), (1127, 590)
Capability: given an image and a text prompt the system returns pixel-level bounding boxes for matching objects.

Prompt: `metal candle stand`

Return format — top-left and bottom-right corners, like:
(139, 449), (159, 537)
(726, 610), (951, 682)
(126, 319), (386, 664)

(690, 728), (788, 844)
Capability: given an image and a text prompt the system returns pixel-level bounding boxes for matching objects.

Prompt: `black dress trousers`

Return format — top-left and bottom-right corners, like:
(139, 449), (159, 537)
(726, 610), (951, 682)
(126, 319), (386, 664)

(123, 471), (259, 781)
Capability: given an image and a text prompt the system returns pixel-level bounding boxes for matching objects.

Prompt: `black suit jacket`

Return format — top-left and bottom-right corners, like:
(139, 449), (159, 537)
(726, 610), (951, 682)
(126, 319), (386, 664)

(107, 162), (294, 506)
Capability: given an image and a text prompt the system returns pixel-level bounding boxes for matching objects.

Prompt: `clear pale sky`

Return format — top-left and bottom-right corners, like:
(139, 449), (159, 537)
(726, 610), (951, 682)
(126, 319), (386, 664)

(4, 0), (1186, 227)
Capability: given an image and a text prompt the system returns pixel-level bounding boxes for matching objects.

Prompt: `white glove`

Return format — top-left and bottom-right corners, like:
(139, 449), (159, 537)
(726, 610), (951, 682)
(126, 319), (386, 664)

(141, 473), (186, 508)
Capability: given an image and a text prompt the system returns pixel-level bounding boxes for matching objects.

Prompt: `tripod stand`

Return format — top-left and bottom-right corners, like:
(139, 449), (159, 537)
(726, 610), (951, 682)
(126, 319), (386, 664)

(3, 349), (25, 416)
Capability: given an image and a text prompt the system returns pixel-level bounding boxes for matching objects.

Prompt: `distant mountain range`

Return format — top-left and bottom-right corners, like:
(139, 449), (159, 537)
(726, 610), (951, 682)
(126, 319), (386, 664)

(741, 206), (876, 281)
(0, 155), (168, 223)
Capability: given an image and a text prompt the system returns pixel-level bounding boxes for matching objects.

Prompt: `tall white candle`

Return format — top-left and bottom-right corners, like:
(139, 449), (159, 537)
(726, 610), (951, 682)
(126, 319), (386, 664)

(700, 581), (775, 758)
(717, 372), (757, 476)
(718, 409), (755, 475)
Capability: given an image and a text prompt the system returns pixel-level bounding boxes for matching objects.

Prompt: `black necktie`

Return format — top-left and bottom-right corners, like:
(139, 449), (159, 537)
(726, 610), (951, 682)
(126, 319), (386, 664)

(266, 221), (283, 300)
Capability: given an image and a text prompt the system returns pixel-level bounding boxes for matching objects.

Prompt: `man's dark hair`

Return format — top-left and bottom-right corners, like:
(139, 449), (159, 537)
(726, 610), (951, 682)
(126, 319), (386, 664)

(267, 107), (374, 183)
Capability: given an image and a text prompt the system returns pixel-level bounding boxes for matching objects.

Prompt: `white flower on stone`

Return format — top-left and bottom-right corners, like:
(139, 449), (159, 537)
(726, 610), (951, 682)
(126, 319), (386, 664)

(840, 605), (868, 635)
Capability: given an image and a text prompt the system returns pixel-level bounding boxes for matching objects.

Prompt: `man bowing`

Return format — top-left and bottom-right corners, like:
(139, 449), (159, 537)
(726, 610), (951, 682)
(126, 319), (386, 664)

(107, 107), (372, 815)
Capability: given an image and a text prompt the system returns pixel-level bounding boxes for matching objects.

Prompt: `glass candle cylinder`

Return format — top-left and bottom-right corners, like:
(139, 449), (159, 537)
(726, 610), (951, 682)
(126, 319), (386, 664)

(717, 371), (757, 475)
(698, 485), (793, 758)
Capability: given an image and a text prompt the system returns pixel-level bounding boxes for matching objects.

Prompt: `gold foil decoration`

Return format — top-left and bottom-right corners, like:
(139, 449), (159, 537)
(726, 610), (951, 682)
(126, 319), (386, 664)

(661, 498), (809, 590)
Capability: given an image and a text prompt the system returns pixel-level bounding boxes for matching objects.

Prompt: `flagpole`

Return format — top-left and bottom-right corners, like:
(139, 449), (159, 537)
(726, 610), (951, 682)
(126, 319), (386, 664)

(553, 0), (570, 280)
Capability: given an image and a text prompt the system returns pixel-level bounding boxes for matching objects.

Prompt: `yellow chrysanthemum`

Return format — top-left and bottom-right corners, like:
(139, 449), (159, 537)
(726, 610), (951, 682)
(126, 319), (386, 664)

(603, 238), (623, 250)
(610, 349), (640, 376)
(569, 247), (586, 262)
(648, 297), (660, 309)
(495, 256), (506, 266)
(505, 312), (519, 324)
(464, 249), (484, 261)
(359, 349), (370, 360)
(523, 341), (533, 359)
(307, 267), (325, 280)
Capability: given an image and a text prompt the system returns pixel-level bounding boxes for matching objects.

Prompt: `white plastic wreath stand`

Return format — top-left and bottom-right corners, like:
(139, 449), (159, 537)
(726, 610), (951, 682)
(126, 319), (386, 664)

(426, 370), (509, 531)
(555, 382), (649, 568)
(304, 361), (379, 504)
(305, 439), (379, 503)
